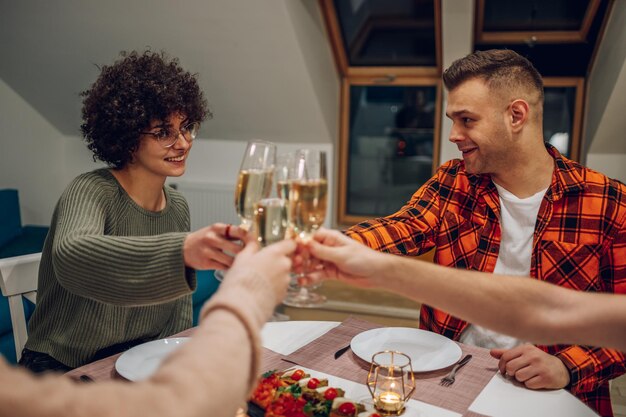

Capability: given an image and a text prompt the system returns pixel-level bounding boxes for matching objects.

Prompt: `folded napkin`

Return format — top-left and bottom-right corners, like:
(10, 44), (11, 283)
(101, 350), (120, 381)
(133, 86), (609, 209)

(282, 317), (499, 415)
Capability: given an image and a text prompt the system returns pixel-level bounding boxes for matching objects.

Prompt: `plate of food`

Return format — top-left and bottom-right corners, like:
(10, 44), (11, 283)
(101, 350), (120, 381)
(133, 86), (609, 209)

(350, 328), (462, 372)
(250, 367), (379, 417)
(115, 337), (189, 381)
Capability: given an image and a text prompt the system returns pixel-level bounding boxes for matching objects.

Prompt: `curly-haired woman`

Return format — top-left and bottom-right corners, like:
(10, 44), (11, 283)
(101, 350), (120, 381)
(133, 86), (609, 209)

(20, 50), (246, 372)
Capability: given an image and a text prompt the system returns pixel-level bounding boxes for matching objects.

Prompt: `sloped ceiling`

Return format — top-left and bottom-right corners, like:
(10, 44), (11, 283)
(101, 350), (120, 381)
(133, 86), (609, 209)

(1, 0), (624, 153)
(0, 0), (339, 143)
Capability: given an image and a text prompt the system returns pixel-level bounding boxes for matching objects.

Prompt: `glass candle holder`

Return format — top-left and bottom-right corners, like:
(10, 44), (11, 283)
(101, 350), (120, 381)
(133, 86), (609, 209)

(367, 351), (415, 416)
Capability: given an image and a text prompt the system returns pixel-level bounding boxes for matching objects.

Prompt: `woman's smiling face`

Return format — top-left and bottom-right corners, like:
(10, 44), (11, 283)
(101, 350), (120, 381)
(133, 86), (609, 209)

(132, 112), (193, 180)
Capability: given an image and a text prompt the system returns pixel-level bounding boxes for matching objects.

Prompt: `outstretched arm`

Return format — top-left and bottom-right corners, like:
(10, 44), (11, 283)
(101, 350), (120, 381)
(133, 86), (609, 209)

(0, 237), (296, 417)
(308, 228), (626, 351)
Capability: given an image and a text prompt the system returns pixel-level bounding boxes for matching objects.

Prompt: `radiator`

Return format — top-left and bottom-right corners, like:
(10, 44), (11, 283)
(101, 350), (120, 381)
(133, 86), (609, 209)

(169, 181), (239, 232)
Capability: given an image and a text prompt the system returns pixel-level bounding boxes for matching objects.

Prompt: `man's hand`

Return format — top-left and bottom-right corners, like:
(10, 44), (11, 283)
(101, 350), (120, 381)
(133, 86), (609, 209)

(490, 344), (570, 389)
(303, 228), (390, 288)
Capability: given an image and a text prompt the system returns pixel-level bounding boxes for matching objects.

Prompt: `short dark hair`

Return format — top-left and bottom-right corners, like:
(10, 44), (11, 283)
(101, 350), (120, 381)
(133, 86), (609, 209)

(443, 49), (544, 102)
(80, 50), (210, 168)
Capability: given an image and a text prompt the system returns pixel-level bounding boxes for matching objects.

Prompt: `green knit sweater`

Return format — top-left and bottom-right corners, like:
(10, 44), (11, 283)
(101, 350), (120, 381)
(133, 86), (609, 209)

(25, 169), (196, 367)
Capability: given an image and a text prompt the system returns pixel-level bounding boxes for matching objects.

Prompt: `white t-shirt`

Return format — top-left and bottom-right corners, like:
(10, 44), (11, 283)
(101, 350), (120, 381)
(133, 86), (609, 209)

(459, 182), (548, 349)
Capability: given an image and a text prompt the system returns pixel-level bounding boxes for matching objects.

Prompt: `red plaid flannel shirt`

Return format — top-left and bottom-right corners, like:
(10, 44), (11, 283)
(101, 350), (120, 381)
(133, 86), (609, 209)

(346, 145), (626, 417)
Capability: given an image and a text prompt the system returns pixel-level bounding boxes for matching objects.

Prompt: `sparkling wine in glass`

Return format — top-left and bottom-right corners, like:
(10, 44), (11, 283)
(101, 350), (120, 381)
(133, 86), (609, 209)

(253, 197), (291, 321)
(289, 178), (328, 239)
(253, 198), (289, 247)
(234, 140), (276, 230)
(275, 153), (295, 200)
(283, 149), (328, 308)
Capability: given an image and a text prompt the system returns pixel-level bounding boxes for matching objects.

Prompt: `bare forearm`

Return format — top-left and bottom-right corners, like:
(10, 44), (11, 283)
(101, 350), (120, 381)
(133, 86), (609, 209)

(381, 255), (626, 351)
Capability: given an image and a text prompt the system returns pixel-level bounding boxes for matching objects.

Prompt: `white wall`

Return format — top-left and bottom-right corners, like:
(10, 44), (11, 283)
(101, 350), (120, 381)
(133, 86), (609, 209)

(584, 4), (626, 156)
(438, 0), (474, 165)
(0, 79), (78, 225)
(582, 4), (626, 183)
(586, 154), (626, 183)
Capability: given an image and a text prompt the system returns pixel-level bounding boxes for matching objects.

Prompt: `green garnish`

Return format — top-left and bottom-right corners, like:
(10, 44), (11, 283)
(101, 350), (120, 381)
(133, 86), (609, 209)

(304, 400), (332, 417)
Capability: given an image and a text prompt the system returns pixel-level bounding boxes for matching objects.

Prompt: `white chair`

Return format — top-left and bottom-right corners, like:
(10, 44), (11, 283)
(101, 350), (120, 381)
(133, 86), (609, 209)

(0, 253), (41, 361)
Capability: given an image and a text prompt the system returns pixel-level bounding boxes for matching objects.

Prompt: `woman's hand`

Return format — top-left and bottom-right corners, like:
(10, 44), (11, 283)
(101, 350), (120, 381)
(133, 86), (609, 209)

(183, 223), (247, 270)
(226, 236), (297, 304)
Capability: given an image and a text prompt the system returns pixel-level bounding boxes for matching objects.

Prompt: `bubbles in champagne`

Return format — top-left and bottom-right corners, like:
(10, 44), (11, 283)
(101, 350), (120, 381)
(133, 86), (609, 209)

(254, 198), (288, 246)
(289, 179), (328, 237)
(235, 169), (274, 223)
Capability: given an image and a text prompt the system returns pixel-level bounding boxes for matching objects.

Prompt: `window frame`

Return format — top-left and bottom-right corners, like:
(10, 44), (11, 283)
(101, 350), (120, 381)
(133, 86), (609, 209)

(319, 0), (442, 77)
(318, 0), (443, 226)
(337, 76), (442, 225)
(543, 77), (585, 161)
(474, 0), (602, 44)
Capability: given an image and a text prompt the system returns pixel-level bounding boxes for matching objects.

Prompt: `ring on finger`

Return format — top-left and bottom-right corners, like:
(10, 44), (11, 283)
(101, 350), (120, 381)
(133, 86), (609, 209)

(225, 224), (232, 240)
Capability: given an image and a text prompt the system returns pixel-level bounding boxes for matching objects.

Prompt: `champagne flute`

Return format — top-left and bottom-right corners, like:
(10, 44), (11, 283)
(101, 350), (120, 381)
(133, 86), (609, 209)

(283, 149), (328, 308)
(275, 153), (295, 200)
(253, 197), (291, 321)
(234, 140), (276, 230)
(253, 198), (289, 247)
(215, 141), (275, 285)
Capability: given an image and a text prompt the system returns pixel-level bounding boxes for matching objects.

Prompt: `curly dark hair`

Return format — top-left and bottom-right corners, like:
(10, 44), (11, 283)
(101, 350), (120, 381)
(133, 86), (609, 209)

(80, 50), (210, 168)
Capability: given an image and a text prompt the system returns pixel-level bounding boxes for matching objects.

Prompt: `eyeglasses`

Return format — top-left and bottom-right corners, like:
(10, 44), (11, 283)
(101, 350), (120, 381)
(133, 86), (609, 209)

(140, 121), (200, 148)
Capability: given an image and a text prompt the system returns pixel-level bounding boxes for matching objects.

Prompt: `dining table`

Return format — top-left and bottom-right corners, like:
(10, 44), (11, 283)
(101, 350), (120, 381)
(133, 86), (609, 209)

(65, 317), (599, 417)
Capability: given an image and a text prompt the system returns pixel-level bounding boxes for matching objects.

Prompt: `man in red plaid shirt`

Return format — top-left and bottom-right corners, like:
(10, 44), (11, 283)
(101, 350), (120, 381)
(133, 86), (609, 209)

(346, 49), (626, 417)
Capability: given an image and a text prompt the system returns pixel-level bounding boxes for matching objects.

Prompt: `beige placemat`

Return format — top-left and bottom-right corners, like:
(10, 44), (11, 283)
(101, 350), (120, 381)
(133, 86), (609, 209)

(282, 317), (499, 415)
(260, 347), (288, 372)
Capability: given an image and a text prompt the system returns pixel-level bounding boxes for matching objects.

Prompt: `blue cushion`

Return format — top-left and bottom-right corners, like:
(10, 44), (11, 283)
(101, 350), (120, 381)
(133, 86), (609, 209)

(0, 226), (49, 258)
(0, 189), (22, 248)
(191, 270), (221, 325)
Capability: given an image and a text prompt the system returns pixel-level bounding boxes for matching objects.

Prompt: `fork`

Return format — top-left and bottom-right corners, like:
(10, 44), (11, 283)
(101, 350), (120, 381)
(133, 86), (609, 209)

(440, 354), (472, 386)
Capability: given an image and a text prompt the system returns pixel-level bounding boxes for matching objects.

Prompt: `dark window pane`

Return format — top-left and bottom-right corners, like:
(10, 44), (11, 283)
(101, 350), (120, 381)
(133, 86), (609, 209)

(347, 85), (436, 216)
(333, 0), (436, 67)
(475, 0), (609, 78)
(483, 0), (589, 32)
(544, 86), (576, 158)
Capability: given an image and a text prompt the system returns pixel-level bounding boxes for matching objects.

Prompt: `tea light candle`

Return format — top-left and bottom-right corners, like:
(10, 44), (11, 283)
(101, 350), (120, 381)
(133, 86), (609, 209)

(376, 391), (403, 413)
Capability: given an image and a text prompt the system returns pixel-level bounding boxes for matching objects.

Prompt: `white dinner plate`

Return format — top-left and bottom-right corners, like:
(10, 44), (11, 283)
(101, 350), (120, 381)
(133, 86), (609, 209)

(115, 337), (190, 381)
(350, 328), (462, 372)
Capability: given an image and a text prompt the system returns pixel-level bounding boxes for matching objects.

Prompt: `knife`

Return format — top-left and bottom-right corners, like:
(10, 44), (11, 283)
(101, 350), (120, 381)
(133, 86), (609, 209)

(334, 344), (351, 359)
